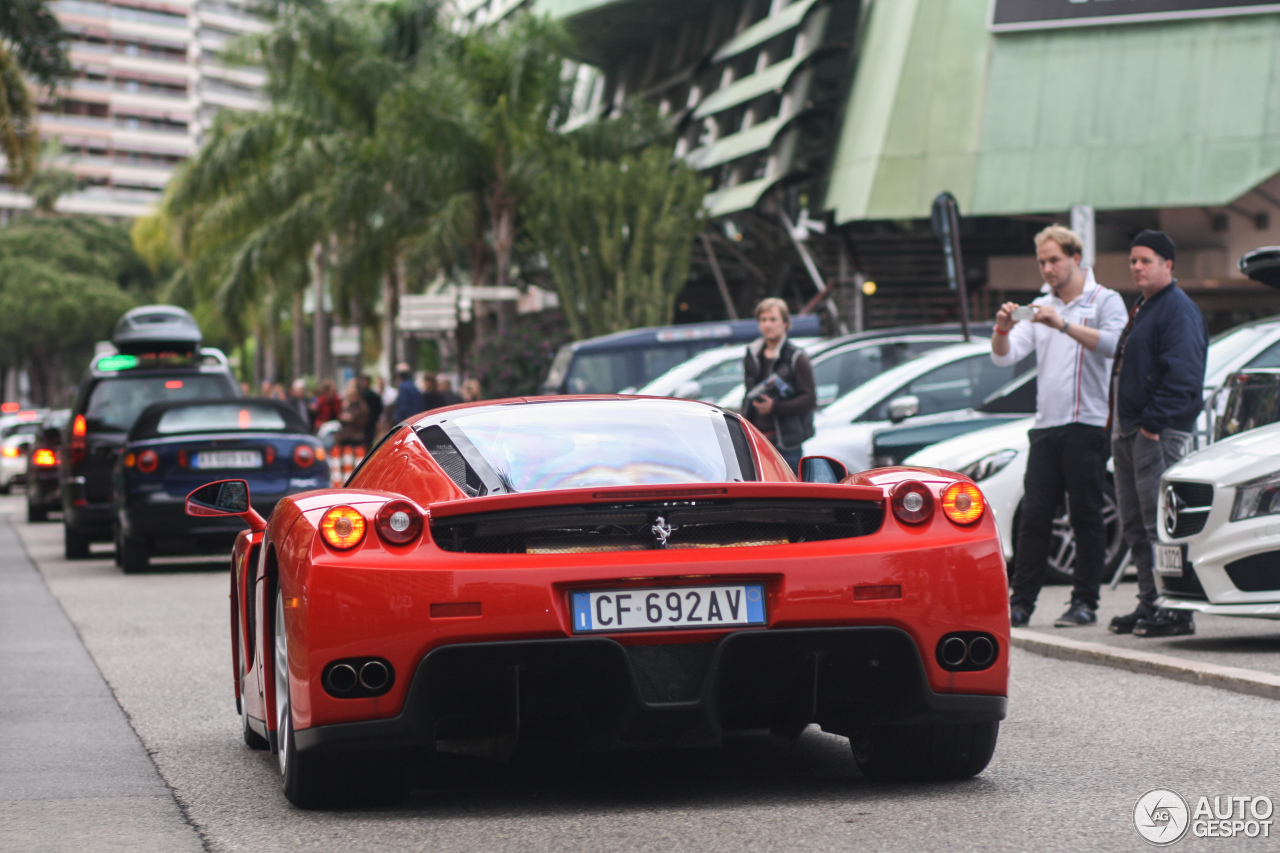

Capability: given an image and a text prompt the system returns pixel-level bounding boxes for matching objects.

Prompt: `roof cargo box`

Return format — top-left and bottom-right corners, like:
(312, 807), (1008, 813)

(112, 305), (202, 355)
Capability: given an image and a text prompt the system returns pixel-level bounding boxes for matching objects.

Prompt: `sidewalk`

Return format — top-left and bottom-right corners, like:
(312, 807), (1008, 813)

(0, 513), (203, 853)
(1012, 579), (1280, 699)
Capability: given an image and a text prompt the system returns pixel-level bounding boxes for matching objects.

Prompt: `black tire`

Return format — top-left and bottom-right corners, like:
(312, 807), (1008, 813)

(27, 502), (47, 523)
(273, 591), (406, 807)
(64, 524), (90, 560)
(851, 721), (999, 782)
(120, 536), (151, 574)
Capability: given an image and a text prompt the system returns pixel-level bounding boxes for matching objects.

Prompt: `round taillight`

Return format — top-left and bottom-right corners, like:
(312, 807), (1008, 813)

(320, 506), (366, 549)
(941, 481), (985, 525)
(375, 500), (423, 545)
(136, 449), (159, 474)
(891, 480), (934, 525)
(293, 444), (315, 468)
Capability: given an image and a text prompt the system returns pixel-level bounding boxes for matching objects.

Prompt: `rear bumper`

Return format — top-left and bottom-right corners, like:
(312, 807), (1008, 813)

(292, 627), (1007, 756)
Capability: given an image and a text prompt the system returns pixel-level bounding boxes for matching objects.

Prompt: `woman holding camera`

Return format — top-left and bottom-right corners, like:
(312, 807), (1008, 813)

(742, 298), (816, 474)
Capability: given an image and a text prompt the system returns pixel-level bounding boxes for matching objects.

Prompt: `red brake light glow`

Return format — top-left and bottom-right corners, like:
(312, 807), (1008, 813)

(1, 446), (19, 458)
(264, 445), (276, 465)
(136, 449), (159, 474)
(320, 506), (366, 549)
(0, 402), (17, 413)
(941, 481), (986, 525)
(33, 448), (57, 466)
(375, 500), (423, 545)
(165, 380), (184, 389)
(239, 408), (250, 428)
(73, 415), (87, 437)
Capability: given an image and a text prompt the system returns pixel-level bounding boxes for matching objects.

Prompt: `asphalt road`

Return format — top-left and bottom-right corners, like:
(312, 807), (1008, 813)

(5, 495), (1280, 853)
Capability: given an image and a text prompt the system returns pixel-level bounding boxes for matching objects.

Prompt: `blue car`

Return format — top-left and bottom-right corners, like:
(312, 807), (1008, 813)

(113, 399), (329, 572)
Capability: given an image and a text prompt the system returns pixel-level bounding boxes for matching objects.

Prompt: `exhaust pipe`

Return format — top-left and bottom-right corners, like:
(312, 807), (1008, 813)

(359, 660), (391, 692)
(967, 635), (995, 667)
(325, 663), (358, 694)
(939, 636), (968, 668)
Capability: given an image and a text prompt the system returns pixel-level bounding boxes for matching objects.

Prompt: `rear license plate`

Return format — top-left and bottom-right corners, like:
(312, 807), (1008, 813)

(193, 450), (263, 470)
(572, 584), (766, 633)
(1154, 544), (1184, 575)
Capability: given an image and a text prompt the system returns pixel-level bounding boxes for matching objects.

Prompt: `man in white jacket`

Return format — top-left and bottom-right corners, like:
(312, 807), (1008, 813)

(992, 225), (1129, 628)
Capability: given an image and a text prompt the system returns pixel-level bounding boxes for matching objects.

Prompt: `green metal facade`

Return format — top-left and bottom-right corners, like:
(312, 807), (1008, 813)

(825, 0), (1280, 223)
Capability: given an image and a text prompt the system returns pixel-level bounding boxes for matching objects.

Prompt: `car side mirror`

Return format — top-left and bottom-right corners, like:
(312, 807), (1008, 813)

(185, 479), (267, 533)
(799, 456), (849, 483)
(887, 395), (920, 423)
(673, 380), (703, 399)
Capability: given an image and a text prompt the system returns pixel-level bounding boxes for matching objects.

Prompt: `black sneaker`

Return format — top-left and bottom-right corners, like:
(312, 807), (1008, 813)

(1108, 610), (1145, 634)
(1133, 610), (1195, 638)
(1010, 603), (1032, 628)
(1054, 601), (1097, 627)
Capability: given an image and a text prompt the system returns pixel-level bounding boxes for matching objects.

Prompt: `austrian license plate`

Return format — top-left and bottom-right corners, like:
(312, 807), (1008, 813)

(193, 450), (263, 470)
(1154, 544), (1184, 576)
(572, 584), (766, 633)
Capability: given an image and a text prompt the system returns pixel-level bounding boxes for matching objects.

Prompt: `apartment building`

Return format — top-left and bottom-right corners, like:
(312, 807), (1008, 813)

(0, 0), (266, 219)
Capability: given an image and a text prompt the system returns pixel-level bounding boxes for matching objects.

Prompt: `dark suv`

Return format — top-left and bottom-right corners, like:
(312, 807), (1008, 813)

(61, 306), (239, 559)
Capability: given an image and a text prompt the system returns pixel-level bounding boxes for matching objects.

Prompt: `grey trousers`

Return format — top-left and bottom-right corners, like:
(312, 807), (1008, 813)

(1111, 429), (1192, 615)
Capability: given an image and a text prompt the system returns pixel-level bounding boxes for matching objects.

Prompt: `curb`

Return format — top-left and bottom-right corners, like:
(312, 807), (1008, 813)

(1009, 628), (1280, 701)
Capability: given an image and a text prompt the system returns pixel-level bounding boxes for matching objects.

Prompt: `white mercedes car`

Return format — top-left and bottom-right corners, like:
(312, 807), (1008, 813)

(1155, 420), (1280, 618)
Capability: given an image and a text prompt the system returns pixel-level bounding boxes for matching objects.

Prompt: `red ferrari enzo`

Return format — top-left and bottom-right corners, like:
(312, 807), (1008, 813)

(187, 396), (1009, 808)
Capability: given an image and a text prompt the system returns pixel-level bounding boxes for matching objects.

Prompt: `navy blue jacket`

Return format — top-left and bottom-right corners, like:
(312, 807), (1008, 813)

(392, 378), (426, 423)
(1116, 282), (1209, 434)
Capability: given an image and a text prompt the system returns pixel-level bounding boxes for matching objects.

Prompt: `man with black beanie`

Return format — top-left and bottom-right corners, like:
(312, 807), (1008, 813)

(1109, 230), (1209, 637)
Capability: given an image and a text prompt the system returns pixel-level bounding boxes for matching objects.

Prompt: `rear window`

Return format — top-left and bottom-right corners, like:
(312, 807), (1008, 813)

(84, 375), (235, 432)
(421, 400), (743, 494)
(155, 404), (289, 435)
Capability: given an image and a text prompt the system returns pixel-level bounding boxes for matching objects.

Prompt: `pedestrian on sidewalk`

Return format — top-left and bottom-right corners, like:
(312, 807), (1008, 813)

(742, 297), (816, 474)
(392, 363), (425, 423)
(1109, 230), (1209, 638)
(993, 225), (1129, 628)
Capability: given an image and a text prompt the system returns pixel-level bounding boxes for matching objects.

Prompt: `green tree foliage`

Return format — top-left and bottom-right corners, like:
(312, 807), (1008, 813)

(470, 310), (570, 398)
(525, 143), (708, 340)
(0, 0), (70, 184)
(165, 2), (710, 381)
(0, 217), (145, 403)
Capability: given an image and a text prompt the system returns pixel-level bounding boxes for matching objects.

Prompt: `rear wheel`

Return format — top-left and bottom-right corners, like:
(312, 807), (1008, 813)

(120, 536), (151, 574)
(63, 524), (90, 559)
(27, 502), (47, 523)
(273, 591), (406, 808)
(851, 721), (999, 782)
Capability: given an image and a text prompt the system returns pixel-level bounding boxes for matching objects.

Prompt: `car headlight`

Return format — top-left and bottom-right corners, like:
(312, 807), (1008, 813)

(957, 449), (1018, 483)
(1231, 471), (1280, 521)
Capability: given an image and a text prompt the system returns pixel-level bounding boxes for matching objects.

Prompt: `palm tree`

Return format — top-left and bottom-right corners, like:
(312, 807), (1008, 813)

(165, 0), (440, 380)
(373, 14), (573, 333)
